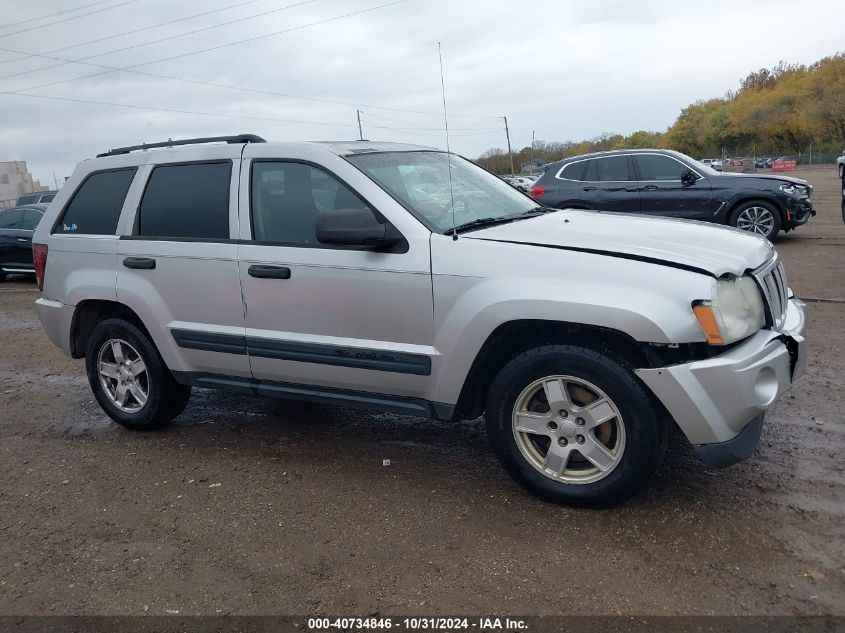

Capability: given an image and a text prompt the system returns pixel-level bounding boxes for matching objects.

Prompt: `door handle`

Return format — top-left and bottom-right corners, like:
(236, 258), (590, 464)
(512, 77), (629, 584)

(18, 238), (30, 243)
(582, 186), (597, 191)
(123, 257), (156, 270)
(248, 265), (291, 279)
(625, 186), (639, 192)
(642, 185), (659, 191)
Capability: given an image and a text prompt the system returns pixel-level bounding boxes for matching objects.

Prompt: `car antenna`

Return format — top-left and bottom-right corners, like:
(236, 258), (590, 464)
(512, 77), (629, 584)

(438, 41), (457, 241)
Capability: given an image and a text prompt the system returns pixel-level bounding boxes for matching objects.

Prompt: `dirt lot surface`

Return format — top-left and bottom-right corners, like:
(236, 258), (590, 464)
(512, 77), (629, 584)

(0, 167), (843, 617)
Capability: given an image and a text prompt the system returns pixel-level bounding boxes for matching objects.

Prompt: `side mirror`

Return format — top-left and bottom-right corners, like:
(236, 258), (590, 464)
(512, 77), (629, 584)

(316, 207), (402, 250)
(681, 169), (698, 186)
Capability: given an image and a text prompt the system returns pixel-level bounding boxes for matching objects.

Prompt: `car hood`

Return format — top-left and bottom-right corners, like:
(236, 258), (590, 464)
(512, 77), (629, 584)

(716, 172), (810, 187)
(465, 210), (774, 277)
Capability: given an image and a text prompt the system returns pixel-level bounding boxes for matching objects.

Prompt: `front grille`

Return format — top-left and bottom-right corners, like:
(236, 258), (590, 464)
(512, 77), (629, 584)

(752, 256), (788, 329)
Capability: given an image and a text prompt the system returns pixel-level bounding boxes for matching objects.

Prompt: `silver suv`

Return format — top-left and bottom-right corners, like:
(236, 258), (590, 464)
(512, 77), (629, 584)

(33, 135), (806, 507)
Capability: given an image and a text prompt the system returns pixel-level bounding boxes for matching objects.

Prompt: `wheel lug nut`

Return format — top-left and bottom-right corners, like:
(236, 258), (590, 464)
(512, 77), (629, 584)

(576, 435), (585, 444)
(547, 421), (558, 431)
(576, 417), (585, 426)
(558, 438), (568, 447)
(558, 410), (568, 418)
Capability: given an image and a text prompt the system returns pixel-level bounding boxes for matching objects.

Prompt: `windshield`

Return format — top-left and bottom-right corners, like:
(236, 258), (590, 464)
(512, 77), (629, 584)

(346, 151), (539, 233)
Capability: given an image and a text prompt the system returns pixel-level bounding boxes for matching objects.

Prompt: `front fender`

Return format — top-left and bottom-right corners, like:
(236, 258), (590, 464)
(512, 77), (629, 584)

(430, 243), (715, 405)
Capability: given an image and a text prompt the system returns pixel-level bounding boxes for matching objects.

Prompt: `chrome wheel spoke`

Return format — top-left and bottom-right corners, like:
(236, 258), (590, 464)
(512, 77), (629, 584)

(514, 411), (553, 436)
(128, 358), (146, 378)
(128, 383), (147, 407)
(111, 341), (126, 364)
(542, 378), (571, 410)
(579, 434), (617, 471)
(114, 383), (129, 407)
(577, 398), (616, 429)
(543, 444), (573, 476)
(99, 362), (120, 380)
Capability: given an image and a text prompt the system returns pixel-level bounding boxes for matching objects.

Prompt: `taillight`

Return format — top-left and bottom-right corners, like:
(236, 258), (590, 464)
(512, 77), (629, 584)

(528, 186), (545, 201)
(33, 243), (48, 292)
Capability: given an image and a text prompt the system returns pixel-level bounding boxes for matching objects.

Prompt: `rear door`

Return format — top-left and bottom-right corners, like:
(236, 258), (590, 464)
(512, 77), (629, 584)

(579, 155), (639, 213)
(633, 153), (714, 219)
(0, 209), (24, 270)
(117, 148), (250, 380)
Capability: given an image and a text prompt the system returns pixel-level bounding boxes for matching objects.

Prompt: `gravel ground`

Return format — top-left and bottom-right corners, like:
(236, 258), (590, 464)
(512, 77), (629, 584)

(0, 167), (843, 616)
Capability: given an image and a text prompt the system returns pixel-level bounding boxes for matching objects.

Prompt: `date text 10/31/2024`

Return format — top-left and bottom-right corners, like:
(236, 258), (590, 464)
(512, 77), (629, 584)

(307, 617), (528, 630)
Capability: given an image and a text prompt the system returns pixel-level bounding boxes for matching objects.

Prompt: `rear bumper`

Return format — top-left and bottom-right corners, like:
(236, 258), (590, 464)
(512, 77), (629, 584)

(34, 297), (75, 356)
(636, 297), (806, 467)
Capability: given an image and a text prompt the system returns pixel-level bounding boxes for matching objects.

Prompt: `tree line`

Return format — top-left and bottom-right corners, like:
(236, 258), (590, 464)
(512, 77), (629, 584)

(477, 53), (845, 174)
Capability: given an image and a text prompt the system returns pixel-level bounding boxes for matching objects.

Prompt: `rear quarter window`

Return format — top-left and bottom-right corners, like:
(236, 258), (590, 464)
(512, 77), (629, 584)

(54, 169), (137, 235)
(557, 161), (586, 181)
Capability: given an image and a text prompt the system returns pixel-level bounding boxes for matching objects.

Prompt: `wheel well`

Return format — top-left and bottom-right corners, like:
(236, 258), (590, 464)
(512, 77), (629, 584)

(727, 196), (785, 224)
(69, 300), (149, 358)
(453, 320), (648, 420)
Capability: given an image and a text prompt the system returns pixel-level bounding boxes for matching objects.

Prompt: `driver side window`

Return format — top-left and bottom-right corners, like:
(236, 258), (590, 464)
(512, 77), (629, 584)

(251, 162), (372, 245)
(636, 155), (688, 181)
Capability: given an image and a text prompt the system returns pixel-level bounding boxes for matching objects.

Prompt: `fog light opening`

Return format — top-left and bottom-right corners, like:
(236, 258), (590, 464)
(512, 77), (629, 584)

(753, 367), (778, 406)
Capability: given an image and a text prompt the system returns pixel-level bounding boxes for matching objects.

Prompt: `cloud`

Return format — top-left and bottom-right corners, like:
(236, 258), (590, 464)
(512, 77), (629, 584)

(0, 0), (842, 182)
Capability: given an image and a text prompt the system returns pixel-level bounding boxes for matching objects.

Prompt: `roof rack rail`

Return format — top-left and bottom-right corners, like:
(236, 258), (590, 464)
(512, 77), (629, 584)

(97, 134), (266, 158)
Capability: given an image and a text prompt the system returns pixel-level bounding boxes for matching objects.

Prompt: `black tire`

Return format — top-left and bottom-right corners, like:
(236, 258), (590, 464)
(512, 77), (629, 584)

(838, 163), (843, 179)
(85, 318), (191, 430)
(728, 199), (782, 241)
(485, 345), (666, 508)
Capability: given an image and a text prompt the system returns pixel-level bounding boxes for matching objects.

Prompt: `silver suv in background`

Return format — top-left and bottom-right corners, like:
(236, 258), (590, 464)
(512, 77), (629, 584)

(33, 135), (806, 507)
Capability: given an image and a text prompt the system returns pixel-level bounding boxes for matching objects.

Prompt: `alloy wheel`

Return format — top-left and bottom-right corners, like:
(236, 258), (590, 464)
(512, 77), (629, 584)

(511, 375), (626, 484)
(97, 338), (149, 412)
(735, 206), (775, 237)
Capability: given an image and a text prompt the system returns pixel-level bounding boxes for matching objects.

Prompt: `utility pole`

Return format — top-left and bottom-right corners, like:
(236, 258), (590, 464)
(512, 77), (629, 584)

(503, 116), (515, 176)
(356, 109), (364, 141)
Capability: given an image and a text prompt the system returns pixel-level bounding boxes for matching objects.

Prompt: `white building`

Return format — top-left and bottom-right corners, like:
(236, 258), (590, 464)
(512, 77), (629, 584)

(0, 161), (47, 208)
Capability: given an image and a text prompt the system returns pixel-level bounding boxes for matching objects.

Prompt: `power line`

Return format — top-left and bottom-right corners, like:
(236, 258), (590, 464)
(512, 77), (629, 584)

(0, 0), (118, 30)
(0, 3), (500, 121)
(0, 0), (269, 67)
(0, 89), (358, 127)
(0, 0), (319, 81)
(0, 0), (141, 39)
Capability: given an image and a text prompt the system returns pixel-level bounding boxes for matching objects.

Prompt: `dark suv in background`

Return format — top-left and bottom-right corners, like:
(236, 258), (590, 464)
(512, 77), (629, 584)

(529, 149), (815, 240)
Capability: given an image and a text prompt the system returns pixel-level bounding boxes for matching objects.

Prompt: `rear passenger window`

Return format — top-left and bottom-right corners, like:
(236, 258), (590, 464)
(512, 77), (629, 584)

(138, 162), (231, 239)
(251, 162), (371, 245)
(591, 156), (630, 181)
(558, 162), (585, 181)
(55, 169), (136, 234)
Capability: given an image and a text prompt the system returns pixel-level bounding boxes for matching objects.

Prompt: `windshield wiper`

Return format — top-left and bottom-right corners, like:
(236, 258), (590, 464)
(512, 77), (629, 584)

(445, 216), (518, 235)
(446, 208), (554, 235)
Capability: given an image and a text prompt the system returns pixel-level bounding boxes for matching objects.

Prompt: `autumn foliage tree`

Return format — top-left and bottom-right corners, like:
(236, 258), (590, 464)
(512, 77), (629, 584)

(477, 54), (845, 174)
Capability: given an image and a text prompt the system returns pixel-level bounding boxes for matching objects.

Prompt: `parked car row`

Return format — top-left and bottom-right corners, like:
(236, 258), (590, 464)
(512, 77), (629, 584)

(528, 148), (815, 240)
(502, 174), (538, 192)
(0, 203), (46, 280)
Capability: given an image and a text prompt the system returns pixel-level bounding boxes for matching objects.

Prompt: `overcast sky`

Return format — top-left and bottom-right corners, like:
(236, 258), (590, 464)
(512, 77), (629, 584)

(0, 0), (842, 185)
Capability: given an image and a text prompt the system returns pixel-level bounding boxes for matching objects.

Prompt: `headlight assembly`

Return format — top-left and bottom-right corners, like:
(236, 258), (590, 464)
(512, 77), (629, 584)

(693, 276), (765, 345)
(779, 183), (808, 196)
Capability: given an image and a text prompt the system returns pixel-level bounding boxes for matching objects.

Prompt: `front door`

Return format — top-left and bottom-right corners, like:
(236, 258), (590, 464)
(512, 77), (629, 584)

(633, 153), (714, 219)
(237, 150), (435, 402)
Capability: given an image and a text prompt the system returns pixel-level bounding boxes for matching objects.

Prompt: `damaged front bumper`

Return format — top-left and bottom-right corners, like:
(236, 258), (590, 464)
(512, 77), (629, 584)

(636, 297), (806, 467)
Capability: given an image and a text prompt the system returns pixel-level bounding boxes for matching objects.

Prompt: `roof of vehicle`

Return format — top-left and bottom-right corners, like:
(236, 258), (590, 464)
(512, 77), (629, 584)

(4, 204), (48, 213)
(546, 148), (683, 167)
(91, 137), (439, 163)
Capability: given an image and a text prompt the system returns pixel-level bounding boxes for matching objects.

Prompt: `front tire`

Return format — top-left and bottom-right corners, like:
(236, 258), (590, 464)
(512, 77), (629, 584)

(485, 345), (666, 508)
(729, 200), (782, 240)
(85, 318), (191, 430)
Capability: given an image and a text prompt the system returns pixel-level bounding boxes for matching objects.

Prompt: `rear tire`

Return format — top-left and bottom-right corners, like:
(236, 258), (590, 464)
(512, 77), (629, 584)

(85, 318), (191, 431)
(729, 200), (782, 241)
(485, 345), (666, 508)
